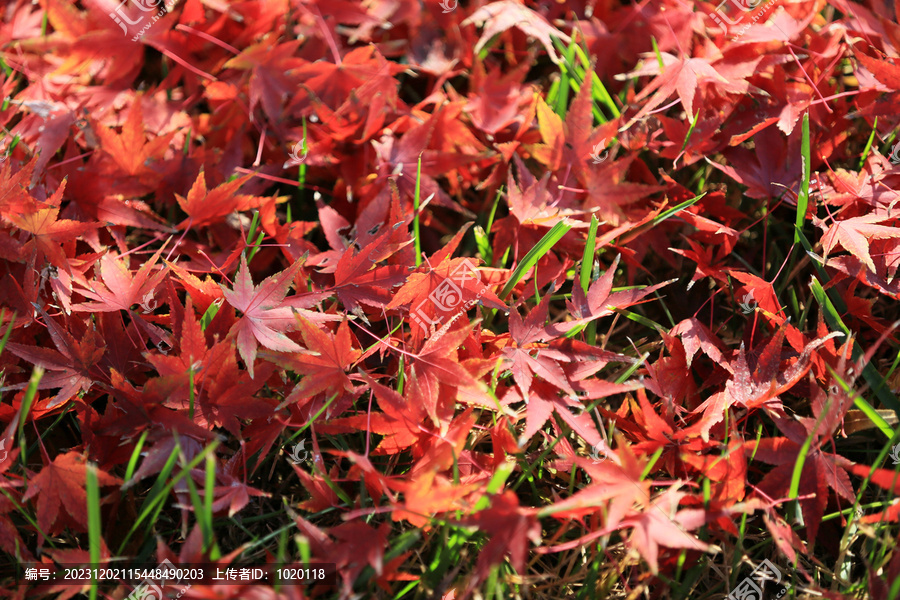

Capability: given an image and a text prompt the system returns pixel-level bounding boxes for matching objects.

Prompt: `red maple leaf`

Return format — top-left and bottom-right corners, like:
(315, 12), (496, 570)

(93, 95), (176, 182)
(175, 171), (281, 230)
(540, 442), (651, 530)
(581, 155), (665, 225)
(518, 378), (638, 452)
(406, 323), (487, 427)
(4, 180), (98, 274)
(502, 292), (577, 399)
(372, 109), (484, 216)
(546, 254), (673, 337)
(201, 450), (270, 517)
(222, 38), (305, 125)
(459, 490), (541, 585)
(6, 308), (105, 409)
(623, 51), (760, 127)
(692, 325), (843, 436)
(819, 212), (900, 272)
(462, 1), (571, 65)
(289, 45), (406, 115)
(714, 123), (803, 199)
(746, 376), (856, 545)
(327, 226), (411, 311)
(386, 229), (506, 342)
(615, 487), (710, 574)
(853, 45), (900, 91)
(324, 373), (427, 454)
(22, 452), (120, 535)
(263, 315), (363, 411)
(293, 517), (391, 598)
(72, 245), (169, 313)
(220, 253), (340, 378)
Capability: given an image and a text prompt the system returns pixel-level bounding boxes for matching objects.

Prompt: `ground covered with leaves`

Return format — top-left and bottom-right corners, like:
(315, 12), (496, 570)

(4, 0), (900, 598)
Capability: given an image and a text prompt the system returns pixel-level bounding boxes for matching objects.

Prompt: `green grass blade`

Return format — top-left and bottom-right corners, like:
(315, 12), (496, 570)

(0, 309), (15, 358)
(882, 129), (899, 160)
(546, 77), (561, 112)
(298, 116), (308, 195)
(552, 34), (619, 121)
(809, 277), (900, 419)
(246, 210), (260, 245)
(117, 440), (220, 554)
(829, 363), (895, 438)
(499, 220), (572, 300)
(873, 344), (900, 400)
(678, 110), (700, 158)
(200, 298), (223, 331)
(612, 307), (666, 331)
(650, 36), (665, 71)
(570, 38), (620, 118)
(614, 352), (649, 384)
(474, 225), (492, 267)
(285, 391), (341, 436)
(204, 451), (216, 553)
(859, 116), (879, 170)
(18, 366), (44, 474)
(479, 186), (504, 267)
(473, 461), (516, 511)
(182, 469), (211, 548)
(0, 486), (54, 550)
(413, 154), (423, 266)
(580, 215), (599, 293)
(6, 134), (20, 156)
(246, 230), (265, 264)
(652, 192), (706, 226)
(551, 40), (576, 116)
(795, 112), (811, 245)
(86, 463), (102, 600)
(123, 429), (149, 484)
(485, 186), (503, 236)
(786, 412), (823, 523)
(640, 447), (664, 480)
(551, 35), (572, 72)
